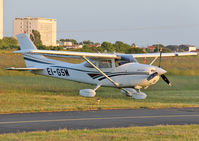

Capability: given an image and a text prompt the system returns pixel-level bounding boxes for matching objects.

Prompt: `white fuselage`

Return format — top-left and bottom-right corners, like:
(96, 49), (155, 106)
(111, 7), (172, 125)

(30, 58), (160, 88)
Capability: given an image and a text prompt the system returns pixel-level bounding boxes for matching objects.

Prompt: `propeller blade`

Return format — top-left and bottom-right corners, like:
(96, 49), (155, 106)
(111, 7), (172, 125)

(161, 74), (172, 86)
(147, 72), (158, 81)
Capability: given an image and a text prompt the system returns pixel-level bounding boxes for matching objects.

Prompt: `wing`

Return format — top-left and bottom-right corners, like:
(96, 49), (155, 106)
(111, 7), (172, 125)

(15, 50), (120, 59)
(131, 52), (197, 58)
(15, 49), (197, 59)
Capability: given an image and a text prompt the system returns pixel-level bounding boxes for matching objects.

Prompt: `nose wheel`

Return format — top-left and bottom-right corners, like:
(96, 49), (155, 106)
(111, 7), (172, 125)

(121, 88), (147, 99)
(132, 91), (147, 99)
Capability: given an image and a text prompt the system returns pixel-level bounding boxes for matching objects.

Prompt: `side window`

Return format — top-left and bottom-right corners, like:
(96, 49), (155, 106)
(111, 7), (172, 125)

(84, 60), (97, 68)
(99, 60), (112, 68)
(115, 59), (129, 67)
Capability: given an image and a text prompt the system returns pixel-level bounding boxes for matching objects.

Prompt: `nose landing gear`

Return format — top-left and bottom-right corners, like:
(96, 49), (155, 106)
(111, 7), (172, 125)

(121, 88), (147, 100)
(132, 91), (147, 99)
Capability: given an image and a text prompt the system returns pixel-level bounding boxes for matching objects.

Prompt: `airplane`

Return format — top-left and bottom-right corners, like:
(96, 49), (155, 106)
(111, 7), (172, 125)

(7, 34), (197, 99)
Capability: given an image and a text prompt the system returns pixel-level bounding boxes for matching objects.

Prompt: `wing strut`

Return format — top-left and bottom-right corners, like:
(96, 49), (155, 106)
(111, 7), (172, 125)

(82, 56), (119, 87)
(149, 57), (158, 65)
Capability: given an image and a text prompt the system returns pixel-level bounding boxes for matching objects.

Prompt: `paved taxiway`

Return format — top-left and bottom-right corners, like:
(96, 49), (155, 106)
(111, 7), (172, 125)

(1, 108), (199, 134)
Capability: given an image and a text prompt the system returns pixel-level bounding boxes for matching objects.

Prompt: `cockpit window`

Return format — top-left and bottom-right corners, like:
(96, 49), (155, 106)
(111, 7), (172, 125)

(84, 59), (112, 68)
(84, 60), (97, 68)
(115, 55), (137, 67)
(98, 60), (112, 68)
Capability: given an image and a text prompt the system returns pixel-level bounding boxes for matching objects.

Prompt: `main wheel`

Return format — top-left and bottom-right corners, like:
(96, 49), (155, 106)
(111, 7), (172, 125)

(132, 92), (147, 99)
(121, 88), (137, 97)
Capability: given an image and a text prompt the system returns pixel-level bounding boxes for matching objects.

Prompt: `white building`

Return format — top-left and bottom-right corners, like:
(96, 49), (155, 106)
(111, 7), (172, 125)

(63, 41), (73, 46)
(179, 45), (197, 52)
(13, 17), (57, 46)
(187, 46), (197, 52)
(0, 0), (3, 39)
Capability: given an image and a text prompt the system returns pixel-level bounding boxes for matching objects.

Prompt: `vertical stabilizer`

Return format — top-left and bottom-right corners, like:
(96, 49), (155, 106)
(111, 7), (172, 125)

(16, 33), (37, 50)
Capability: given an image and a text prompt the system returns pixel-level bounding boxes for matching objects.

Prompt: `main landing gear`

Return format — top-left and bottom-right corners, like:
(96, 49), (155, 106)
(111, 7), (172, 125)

(121, 88), (147, 100)
(80, 85), (147, 100)
(80, 85), (101, 97)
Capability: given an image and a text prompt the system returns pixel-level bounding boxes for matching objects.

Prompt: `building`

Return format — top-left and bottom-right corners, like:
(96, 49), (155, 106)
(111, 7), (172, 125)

(166, 45), (196, 52)
(191, 49), (199, 53)
(88, 44), (101, 48)
(147, 46), (156, 52)
(179, 45), (196, 52)
(0, 0), (3, 39)
(13, 17), (57, 46)
(63, 44), (83, 49)
(62, 41), (73, 47)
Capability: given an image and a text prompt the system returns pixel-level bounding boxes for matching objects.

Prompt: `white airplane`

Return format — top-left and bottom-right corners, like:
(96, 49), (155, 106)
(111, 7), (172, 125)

(7, 34), (197, 99)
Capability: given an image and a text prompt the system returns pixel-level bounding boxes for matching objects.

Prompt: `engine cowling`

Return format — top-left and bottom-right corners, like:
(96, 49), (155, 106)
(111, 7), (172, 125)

(80, 89), (96, 97)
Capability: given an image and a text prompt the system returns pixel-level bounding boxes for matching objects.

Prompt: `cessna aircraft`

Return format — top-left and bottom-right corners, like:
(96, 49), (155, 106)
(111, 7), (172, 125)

(7, 34), (197, 99)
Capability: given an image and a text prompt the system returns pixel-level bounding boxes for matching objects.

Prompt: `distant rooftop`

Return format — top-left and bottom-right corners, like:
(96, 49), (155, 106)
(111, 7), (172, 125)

(15, 17), (56, 21)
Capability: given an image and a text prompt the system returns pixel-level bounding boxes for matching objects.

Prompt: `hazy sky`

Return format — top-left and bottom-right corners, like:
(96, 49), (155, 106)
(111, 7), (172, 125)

(4, 0), (199, 47)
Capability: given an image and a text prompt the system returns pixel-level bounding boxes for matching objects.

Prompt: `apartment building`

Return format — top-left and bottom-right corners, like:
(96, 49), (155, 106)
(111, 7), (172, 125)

(13, 17), (57, 46)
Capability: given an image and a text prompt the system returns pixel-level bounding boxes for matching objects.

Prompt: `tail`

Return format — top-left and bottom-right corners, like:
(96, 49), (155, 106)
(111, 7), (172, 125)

(16, 34), (37, 51)
(16, 34), (54, 68)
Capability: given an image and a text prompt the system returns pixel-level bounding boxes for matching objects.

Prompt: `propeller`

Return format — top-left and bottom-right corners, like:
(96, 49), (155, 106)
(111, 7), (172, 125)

(160, 74), (172, 86)
(158, 48), (172, 86)
(147, 48), (171, 86)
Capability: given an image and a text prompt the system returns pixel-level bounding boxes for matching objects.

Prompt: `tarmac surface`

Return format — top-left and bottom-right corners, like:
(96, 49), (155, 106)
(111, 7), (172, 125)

(1, 108), (199, 134)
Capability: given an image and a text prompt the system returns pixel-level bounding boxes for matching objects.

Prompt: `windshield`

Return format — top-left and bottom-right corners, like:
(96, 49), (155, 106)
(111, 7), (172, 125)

(115, 55), (137, 67)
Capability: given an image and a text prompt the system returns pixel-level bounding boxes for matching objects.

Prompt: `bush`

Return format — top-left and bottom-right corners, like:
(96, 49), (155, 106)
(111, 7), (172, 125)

(0, 37), (19, 50)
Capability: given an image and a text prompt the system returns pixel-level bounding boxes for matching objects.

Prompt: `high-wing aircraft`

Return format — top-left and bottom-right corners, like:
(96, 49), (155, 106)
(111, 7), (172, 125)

(7, 34), (197, 99)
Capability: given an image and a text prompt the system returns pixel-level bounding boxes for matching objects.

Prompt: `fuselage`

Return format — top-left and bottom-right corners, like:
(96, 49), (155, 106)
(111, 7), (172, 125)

(30, 56), (163, 88)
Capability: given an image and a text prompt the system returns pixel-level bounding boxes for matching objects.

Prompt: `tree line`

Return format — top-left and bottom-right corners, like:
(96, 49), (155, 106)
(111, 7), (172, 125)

(0, 30), (172, 53)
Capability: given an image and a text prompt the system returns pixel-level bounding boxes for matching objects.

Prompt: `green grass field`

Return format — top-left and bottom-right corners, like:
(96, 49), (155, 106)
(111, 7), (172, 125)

(1, 125), (199, 141)
(0, 75), (199, 113)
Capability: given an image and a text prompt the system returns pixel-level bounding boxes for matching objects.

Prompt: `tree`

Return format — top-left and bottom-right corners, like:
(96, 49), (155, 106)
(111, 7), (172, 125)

(131, 43), (137, 48)
(30, 30), (43, 47)
(81, 45), (93, 52)
(60, 39), (77, 45)
(83, 40), (94, 45)
(0, 37), (18, 49)
(114, 41), (131, 53)
(100, 42), (115, 52)
(126, 48), (145, 53)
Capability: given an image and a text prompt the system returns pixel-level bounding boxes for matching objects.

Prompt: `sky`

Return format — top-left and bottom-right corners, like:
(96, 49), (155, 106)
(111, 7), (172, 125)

(3, 0), (199, 47)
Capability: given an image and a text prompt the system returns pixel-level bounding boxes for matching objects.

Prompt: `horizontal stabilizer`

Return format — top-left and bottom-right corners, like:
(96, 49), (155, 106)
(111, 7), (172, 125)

(6, 67), (44, 71)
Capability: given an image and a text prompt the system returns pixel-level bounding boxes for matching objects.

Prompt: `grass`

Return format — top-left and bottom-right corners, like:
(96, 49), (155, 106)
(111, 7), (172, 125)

(1, 125), (199, 141)
(0, 74), (199, 113)
(137, 55), (199, 76)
